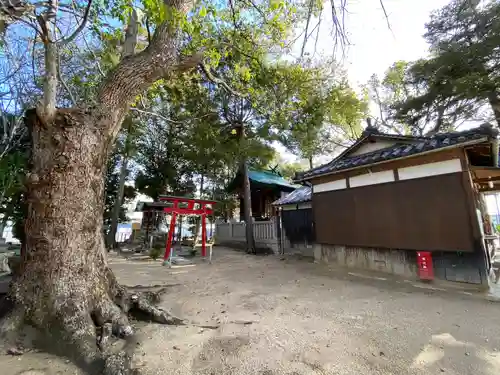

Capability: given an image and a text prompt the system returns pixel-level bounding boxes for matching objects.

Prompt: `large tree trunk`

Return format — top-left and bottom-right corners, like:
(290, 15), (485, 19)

(241, 161), (255, 254)
(3, 109), (181, 375)
(237, 125), (255, 254)
(1, 1), (198, 373)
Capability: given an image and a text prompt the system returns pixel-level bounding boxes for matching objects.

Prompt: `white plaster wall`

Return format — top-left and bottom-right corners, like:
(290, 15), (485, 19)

(349, 170), (394, 188)
(313, 179), (347, 193)
(398, 158), (462, 181)
(349, 140), (397, 156)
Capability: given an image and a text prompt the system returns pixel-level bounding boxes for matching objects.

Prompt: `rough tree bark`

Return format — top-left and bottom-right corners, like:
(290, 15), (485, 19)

(241, 160), (255, 253)
(0, 0), (200, 374)
(238, 125), (255, 254)
(3, 109), (183, 374)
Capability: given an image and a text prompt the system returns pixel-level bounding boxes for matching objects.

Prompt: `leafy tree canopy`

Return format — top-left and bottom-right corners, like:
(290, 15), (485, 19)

(392, 0), (500, 134)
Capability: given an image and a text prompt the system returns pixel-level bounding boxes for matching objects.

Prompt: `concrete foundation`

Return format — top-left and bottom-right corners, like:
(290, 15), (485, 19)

(314, 244), (417, 279)
(314, 243), (489, 287)
(283, 243), (314, 258)
(215, 241), (277, 255)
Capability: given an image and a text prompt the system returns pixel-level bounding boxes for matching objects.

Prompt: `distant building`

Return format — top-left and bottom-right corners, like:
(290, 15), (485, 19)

(227, 168), (298, 221)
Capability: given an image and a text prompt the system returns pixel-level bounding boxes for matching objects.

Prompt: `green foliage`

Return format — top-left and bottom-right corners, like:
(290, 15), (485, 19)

(366, 62), (416, 135)
(392, 0), (500, 133)
(267, 61), (367, 166)
(0, 113), (29, 239)
(104, 149), (137, 227)
(149, 245), (163, 260)
(1, 0), (362, 228)
(275, 161), (304, 180)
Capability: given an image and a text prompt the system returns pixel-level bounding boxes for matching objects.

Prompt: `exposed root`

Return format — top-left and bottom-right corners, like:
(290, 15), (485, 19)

(129, 292), (185, 325)
(0, 303), (25, 349)
(97, 322), (113, 351)
(0, 282), (186, 375)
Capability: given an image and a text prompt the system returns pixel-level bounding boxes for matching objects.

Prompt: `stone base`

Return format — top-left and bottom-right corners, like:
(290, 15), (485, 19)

(313, 244), (489, 286)
(282, 243), (314, 258)
(314, 244), (417, 279)
(215, 241), (277, 255)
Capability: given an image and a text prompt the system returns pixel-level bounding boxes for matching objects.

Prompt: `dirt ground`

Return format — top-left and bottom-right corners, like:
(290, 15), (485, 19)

(2, 247), (500, 375)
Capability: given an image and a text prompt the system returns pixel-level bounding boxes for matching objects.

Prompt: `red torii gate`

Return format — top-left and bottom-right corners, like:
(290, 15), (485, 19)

(159, 196), (216, 262)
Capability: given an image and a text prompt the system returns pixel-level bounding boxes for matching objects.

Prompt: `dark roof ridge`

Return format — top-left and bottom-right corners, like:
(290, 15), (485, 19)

(295, 123), (498, 181)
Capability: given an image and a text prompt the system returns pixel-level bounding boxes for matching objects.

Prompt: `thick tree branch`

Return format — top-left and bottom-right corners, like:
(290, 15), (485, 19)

(96, 0), (196, 137)
(36, 12), (58, 122)
(122, 7), (140, 58)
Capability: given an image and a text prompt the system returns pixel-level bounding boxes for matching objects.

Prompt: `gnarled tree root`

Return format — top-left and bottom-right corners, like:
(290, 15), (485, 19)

(0, 284), (185, 375)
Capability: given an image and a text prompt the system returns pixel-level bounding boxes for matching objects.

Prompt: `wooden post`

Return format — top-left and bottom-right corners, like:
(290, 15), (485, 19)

(164, 211), (177, 262)
(201, 211), (207, 258)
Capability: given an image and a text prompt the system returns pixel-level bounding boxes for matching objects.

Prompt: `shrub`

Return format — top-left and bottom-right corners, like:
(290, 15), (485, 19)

(149, 246), (163, 260)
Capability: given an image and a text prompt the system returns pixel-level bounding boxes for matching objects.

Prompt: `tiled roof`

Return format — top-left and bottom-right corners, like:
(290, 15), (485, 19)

(272, 186), (311, 206)
(296, 124), (498, 181)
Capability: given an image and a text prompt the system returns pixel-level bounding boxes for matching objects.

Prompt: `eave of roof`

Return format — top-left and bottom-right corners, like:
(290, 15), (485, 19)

(248, 169), (298, 190)
(227, 168), (299, 192)
(294, 124), (499, 182)
(272, 186), (311, 206)
(334, 133), (428, 162)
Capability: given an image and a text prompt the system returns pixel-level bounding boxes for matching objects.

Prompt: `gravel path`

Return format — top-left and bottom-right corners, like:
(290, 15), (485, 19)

(2, 247), (500, 375)
(116, 248), (500, 375)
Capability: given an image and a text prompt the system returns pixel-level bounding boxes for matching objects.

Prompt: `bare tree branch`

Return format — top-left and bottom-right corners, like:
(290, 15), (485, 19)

(58, 0), (92, 46)
(300, 0), (314, 58)
(81, 34), (105, 77)
(379, 0), (392, 32)
(57, 46), (75, 105)
(130, 107), (214, 124)
(199, 62), (244, 97)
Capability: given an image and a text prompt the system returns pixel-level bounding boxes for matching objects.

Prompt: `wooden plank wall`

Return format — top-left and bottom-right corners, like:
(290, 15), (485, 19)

(313, 172), (475, 252)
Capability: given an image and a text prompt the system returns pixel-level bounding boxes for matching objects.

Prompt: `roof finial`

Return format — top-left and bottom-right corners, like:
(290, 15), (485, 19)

(362, 118), (379, 136)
